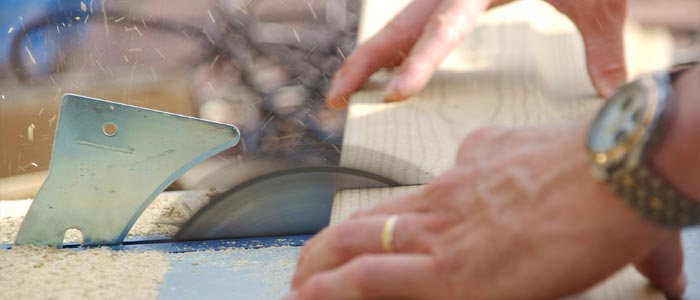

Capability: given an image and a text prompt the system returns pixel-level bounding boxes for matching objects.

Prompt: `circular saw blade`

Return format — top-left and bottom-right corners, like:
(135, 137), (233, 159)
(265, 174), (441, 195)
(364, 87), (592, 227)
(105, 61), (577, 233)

(175, 166), (399, 241)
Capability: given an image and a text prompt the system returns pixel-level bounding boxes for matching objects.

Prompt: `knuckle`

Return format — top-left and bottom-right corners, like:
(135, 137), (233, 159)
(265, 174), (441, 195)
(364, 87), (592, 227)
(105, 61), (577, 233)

(591, 61), (626, 80)
(346, 257), (376, 296)
(302, 274), (330, 300)
(465, 126), (500, 143)
(431, 251), (471, 297)
(401, 55), (433, 76)
(421, 180), (448, 198)
(458, 126), (508, 159)
(426, 13), (465, 42)
(344, 52), (368, 69)
(349, 208), (369, 219)
(397, 222), (429, 252)
(556, 0), (626, 27)
(432, 247), (460, 276)
(597, 0), (626, 16)
(432, 249), (455, 273)
(459, 127), (491, 153)
(340, 54), (369, 76)
(422, 171), (461, 196)
(385, 18), (407, 33)
(456, 137), (477, 162)
(326, 224), (357, 259)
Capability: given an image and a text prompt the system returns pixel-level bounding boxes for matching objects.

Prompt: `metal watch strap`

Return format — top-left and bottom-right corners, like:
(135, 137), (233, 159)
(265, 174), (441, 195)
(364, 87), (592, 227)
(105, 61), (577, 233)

(610, 164), (700, 228)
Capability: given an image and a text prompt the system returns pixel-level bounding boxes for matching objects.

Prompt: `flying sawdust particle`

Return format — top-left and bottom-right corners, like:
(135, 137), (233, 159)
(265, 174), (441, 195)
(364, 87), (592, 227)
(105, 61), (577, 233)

(24, 46), (37, 65)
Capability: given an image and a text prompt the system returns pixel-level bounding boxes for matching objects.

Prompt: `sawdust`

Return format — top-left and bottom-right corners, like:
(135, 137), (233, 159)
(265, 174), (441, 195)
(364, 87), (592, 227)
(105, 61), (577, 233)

(128, 189), (214, 237)
(0, 216), (23, 245)
(0, 190), (214, 244)
(0, 246), (169, 300)
(163, 245), (300, 299)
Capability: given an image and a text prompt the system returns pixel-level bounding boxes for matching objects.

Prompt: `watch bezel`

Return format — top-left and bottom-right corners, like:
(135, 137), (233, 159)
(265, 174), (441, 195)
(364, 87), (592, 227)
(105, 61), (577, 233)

(586, 74), (671, 180)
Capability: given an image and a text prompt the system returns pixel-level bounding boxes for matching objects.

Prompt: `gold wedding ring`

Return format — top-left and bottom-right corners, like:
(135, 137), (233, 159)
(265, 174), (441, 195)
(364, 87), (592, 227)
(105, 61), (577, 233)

(381, 215), (399, 253)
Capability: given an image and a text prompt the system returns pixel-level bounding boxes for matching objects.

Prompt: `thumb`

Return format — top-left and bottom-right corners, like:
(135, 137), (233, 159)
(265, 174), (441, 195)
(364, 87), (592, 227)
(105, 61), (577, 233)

(634, 233), (687, 299)
(557, 0), (628, 97)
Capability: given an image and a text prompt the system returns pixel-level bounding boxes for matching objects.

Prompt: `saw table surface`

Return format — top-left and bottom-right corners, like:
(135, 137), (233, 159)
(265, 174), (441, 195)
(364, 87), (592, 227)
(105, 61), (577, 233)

(3, 190), (696, 299)
(1, 1), (696, 299)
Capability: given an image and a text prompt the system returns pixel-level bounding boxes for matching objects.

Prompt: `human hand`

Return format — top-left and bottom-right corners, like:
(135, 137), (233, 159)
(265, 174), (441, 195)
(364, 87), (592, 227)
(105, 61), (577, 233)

(326, 0), (628, 110)
(288, 122), (685, 300)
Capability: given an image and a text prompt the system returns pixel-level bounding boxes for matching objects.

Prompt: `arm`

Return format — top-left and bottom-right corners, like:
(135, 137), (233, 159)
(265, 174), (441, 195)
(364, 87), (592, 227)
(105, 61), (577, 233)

(652, 66), (700, 201)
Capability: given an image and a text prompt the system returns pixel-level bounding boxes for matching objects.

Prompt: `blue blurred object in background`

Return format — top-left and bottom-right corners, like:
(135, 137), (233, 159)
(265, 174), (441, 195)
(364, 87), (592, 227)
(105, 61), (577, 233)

(0, 0), (86, 78)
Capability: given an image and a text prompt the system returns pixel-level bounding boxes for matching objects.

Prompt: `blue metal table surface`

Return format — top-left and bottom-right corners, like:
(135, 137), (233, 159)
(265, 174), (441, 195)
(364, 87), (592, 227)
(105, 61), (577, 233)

(1, 230), (698, 299)
(156, 229), (700, 299)
(152, 229), (700, 300)
(161, 245), (301, 299)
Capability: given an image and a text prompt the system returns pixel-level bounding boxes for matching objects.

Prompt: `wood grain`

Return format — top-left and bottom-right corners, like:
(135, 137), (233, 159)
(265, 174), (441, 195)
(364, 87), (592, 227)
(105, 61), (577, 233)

(334, 1), (674, 299)
(330, 186), (421, 224)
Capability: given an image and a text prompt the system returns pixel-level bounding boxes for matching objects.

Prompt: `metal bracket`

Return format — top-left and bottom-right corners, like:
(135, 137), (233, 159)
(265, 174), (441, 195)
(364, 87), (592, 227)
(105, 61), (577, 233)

(15, 94), (240, 247)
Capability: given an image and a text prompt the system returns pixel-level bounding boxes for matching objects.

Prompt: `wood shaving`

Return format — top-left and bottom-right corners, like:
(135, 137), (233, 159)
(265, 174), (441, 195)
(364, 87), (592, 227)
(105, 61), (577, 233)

(0, 246), (168, 300)
(128, 190), (213, 237)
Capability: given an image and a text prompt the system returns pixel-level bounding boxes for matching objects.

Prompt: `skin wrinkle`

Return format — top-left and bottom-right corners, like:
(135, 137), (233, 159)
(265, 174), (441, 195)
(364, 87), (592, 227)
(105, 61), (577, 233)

(481, 159), (632, 299)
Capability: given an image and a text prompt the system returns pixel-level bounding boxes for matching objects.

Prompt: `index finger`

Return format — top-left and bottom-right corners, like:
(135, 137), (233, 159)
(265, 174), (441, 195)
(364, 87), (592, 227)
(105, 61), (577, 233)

(288, 254), (441, 300)
(382, 0), (492, 101)
(326, 0), (443, 110)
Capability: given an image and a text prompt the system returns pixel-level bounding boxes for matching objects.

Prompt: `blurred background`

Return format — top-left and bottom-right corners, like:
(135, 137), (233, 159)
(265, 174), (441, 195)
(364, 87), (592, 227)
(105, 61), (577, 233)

(0, 0), (697, 200)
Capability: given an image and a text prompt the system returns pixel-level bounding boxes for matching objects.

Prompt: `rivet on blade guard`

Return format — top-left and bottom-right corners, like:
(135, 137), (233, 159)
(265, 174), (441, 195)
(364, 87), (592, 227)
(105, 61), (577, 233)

(103, 122), (118, 137)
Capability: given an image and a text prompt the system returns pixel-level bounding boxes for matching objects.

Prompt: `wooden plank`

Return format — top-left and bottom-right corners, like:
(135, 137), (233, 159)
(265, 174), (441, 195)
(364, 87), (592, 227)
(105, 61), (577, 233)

(341, 0), (672, 184)
(331, 186), (663, 300)
(330, 186), (421, 223)
(334, 1), (674, 299)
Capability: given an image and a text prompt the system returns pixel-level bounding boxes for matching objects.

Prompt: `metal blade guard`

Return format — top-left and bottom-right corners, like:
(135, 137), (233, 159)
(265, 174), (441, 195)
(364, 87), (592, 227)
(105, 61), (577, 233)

(15, 94), (240, 247)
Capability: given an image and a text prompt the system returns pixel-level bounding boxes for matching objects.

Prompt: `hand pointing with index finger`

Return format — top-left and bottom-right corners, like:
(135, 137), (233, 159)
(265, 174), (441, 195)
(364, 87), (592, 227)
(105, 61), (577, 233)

(326, 0), (628, 110)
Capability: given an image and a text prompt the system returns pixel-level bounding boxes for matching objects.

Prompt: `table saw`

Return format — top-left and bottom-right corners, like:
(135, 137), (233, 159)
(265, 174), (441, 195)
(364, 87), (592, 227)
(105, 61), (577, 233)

(1, 1), (699, 300)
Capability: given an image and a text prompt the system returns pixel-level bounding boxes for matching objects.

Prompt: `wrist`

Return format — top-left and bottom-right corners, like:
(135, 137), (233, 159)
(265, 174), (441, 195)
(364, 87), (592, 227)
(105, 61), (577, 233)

(576, 122), (675, 235)
(650, 66), (700, 202)
(586, 65), (700, 228)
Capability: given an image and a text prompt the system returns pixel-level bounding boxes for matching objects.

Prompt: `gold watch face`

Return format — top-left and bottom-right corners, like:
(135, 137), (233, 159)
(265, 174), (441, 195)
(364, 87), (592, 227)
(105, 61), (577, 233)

(587, 80), (655, 166)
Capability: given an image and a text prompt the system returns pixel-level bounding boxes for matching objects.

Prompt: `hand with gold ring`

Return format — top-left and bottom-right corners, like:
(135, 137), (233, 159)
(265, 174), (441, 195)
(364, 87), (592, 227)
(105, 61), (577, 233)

(287, 120), (692, 300)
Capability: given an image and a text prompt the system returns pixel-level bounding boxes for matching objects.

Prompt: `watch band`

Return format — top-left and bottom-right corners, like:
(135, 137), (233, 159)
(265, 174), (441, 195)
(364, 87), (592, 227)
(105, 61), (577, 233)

(610, 164), (700, 228)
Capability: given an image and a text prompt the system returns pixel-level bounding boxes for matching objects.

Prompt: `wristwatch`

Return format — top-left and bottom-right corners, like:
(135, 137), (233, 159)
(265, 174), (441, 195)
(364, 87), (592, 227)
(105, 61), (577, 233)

(587, 63), (699, 228)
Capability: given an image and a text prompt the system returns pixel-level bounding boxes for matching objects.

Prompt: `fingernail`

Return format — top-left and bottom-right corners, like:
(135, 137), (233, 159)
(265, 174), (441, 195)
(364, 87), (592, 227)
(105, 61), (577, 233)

(666, 273), (688, 299)
(281, 291), (297, 300)
(383, 77), (404, 101)
(326, 96), (348, 110)
(597, 75), (626, 99)
(599, 81), (617, 99)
